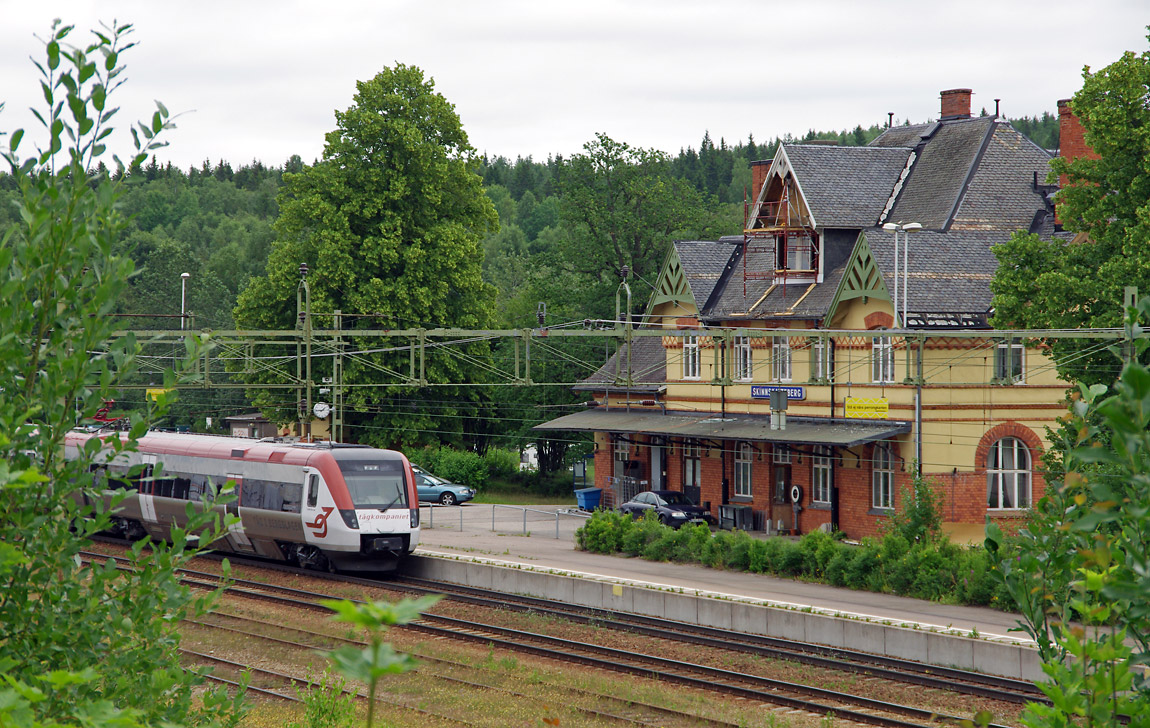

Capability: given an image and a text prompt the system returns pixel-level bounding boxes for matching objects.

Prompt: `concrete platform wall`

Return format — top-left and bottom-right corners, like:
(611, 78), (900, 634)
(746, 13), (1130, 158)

(404, 554), (1043, 682)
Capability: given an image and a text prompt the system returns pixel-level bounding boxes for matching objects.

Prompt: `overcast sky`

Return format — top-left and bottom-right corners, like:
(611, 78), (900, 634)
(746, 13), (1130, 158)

(2, 1), (1146, 170)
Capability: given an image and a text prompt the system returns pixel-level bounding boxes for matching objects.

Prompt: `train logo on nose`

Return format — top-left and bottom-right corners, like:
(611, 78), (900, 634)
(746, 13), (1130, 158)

(305, 506), (335, 538)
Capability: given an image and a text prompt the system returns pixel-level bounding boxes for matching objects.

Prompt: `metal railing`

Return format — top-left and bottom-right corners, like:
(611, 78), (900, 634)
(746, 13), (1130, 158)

(417, 503), (590, 539)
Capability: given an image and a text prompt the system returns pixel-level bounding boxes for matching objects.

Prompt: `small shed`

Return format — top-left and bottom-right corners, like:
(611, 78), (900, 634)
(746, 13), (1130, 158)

(223, 413), (277, 439)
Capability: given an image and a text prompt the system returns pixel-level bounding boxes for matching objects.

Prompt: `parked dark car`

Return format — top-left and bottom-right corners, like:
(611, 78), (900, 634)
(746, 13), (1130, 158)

(618, 490), (714, 528)
(412, 465), (476, 506)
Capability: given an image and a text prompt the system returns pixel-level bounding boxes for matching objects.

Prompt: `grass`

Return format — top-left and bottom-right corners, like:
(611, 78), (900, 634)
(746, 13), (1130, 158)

(473, 472), (580, 507)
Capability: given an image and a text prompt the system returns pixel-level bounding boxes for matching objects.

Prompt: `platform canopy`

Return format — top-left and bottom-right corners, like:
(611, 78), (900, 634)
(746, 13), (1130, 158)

(534, 409), (909, 448)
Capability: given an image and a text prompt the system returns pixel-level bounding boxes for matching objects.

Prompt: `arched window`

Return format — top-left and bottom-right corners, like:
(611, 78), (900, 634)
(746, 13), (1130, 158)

(987, 437), (1031, 509)
(872, 442), (893, 509)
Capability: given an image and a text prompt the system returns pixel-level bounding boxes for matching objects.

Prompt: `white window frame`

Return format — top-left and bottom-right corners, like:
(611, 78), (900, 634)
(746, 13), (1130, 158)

(994, 341), (1025, 384)
(987, 437), (1031, 510)
(813, 447), (832, 504)
(734, 335), (753, 382)
(683, 440), (701, 489)
(872, 442), (894, 510)
(812, 337), (831, 381)
(787, 235), (814, 271)
(734, 442), (753, 498)
(614, 438), (629, 462)
(872, 334), (895, 384)
(772, 336), (792, 382)
(772, 446), (793, 465)
(682, 334), (700, 380)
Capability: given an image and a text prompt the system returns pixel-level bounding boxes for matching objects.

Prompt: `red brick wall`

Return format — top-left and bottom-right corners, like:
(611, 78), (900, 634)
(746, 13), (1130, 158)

(940, 88), (972, 119)
(700, 448), (725, 513)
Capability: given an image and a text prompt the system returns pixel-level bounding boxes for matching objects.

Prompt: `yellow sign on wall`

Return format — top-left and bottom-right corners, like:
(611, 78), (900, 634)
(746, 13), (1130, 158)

(845, 397), (889, 419)
(145, 388), (172, 401)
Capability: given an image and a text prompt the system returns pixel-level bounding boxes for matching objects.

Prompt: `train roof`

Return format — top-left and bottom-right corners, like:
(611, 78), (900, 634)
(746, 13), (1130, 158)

(67, 429), (406, 467)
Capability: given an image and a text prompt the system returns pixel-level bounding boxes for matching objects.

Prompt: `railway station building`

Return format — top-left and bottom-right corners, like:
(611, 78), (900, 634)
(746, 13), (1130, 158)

(538, 89), (1094, 542)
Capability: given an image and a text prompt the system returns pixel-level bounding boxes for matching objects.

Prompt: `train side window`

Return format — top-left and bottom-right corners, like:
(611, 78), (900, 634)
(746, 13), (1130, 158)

(307, 474), (319, 508)
(189, 474), (210, 502)
(282, 483), (302, 513)
(172, 473), (192, 500)
(241, 479), (264, 509)
(261, 480), (283, 511)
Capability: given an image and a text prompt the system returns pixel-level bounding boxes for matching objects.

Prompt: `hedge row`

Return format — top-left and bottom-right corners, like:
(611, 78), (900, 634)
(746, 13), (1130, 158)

(406, 446), (523, 489)
(575, 511), (1013, 608)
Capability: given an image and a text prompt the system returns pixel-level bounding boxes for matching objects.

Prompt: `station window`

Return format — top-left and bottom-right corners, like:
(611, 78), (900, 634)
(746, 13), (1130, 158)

(812, 447), (832, 504)
(872, 335), (895, 384)
(812, 337), (831, 381)
(734, 442), (753, 498)
(734, 335), (753, 381)
(682, 334), (700, 380)
(772, 336), (792, 382)
(987, 437), (1030, 509)
(994, 341), (1025, 384)
(872, 442), (894, 510)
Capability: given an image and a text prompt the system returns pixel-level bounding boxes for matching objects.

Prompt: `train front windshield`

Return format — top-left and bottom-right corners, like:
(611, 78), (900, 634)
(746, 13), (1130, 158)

(337, 460), (409, 509)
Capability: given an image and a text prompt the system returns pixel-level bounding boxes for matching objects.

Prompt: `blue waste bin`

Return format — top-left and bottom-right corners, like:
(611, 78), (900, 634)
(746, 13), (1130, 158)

(574, 488), (603, 511)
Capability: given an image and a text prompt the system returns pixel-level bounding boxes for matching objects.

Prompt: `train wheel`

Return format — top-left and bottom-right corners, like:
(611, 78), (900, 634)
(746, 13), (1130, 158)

(295, 545), (332, 572)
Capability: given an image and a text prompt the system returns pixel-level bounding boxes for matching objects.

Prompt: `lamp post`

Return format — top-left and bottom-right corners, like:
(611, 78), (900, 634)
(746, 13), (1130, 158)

(900, 223), (921, 325)
(180, 272), (190, 330)
(880, 222), (921, 326)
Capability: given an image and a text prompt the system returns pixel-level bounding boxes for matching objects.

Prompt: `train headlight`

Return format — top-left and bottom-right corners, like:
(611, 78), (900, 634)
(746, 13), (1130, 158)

(339, 509), (359, 529)
(410, 508), (420, 528)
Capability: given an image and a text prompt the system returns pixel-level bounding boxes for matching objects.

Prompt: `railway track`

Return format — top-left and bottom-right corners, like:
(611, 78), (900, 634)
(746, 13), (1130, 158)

(82, 545), (1034, 726)
(162, 563), (1014, 728)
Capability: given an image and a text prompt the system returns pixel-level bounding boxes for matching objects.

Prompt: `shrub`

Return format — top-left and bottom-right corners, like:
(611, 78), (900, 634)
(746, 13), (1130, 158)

(845, 541), (882, 591)
(776, 540), (805, 576)
(886, 470), (945, 545)
(746, 539), (770, 573)
(825, 547), (853, 587)
(434, 448), (488, 488)
(621, 512), (665, 556)
(576, 510), (632, 553)
(483, 447), (520, 478)
(798, 530), (836, 577)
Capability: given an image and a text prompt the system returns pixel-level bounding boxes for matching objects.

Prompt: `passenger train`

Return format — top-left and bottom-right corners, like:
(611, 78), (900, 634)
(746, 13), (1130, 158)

(65, 430), (421, 572)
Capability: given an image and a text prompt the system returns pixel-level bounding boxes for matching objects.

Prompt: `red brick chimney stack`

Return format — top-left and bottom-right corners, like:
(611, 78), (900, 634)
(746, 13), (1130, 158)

(1057, 99), (1099, 169)
(750, 160), (771, 208)
(940, 88), (973, 120)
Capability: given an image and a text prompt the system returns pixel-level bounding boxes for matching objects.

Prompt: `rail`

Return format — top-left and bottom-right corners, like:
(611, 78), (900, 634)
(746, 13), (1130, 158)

(492, 504), (584, 539)
(417, 503), (590, 539)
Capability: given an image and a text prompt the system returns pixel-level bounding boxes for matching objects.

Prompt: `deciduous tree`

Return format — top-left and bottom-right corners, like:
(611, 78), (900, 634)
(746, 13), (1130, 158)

(991, 32), (1150, 385)
(234, 64), (498, 448)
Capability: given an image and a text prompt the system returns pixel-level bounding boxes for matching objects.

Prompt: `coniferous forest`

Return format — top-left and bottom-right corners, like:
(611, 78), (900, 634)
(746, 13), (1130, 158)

(0, 112), (1060, 454)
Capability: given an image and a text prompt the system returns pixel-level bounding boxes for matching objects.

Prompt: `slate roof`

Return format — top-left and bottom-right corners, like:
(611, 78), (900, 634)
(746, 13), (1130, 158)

(781, 145), (913, 228)
(875, 117), (994, 229)
(948, 123), (1054, 233)
(574, 335), (666, 392)
(673, 240), (738, 307)
(867, 228), (1001, 313)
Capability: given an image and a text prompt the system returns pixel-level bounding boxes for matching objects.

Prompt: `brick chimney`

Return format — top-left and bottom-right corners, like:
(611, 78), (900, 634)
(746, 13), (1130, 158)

(750, 160), (771, 206)
(940, 88), (973, 120)
(1055, 99), (1099, 225)
(1057, 99), (1099, 171)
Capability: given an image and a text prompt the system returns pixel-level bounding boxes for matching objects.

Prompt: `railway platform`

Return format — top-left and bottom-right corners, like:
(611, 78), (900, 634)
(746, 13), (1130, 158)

(407, 502), (1043, 681)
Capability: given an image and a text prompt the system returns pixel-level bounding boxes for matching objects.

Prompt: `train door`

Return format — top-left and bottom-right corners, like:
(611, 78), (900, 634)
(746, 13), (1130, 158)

(226, 471), (255, 552)
(301, 468), (330, 542)
(138, 454), (158, 525)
